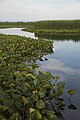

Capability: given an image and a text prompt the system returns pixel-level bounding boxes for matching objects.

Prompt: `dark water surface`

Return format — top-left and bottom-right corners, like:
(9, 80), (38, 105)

(0, 28), (80, 120)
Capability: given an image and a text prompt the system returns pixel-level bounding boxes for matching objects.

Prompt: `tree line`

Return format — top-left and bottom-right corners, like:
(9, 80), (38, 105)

(0, 21), (34, 28)
(35, 20), (80, 30)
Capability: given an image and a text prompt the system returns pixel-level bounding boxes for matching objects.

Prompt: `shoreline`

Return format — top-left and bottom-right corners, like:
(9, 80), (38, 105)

(22, 28), (80, 35)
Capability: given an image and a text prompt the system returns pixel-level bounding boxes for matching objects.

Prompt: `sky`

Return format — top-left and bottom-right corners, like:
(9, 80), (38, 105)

(0, 0), (80, 21)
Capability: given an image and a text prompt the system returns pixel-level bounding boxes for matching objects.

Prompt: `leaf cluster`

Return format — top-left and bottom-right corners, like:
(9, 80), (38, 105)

(0, 34), (65, 120)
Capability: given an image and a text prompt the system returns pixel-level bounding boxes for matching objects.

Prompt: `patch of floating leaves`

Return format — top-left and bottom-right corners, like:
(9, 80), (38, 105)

(0, 34), (76, 120)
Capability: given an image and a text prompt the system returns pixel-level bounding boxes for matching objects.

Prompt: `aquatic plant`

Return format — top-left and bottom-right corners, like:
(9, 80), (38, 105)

(0, 34), (76, 120)
(0, 34), (63, 120)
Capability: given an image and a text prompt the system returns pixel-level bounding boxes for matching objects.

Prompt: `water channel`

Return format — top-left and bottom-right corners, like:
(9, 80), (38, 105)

(0, 28), (80, 120)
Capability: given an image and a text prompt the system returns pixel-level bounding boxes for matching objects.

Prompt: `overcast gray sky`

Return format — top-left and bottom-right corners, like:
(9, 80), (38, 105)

(0, 0), (80, 21)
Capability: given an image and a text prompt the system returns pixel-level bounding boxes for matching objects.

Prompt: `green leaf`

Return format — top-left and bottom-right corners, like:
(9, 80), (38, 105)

(29, 109), (42, 120)
(46, 110), (55, 115)
(9, 83), (15, 88)
(36, 99), (45, 109)
(1, 60), (6, 66)
(44, 118), (48, 120)
(9, 112), (18, 120)
(26, 74), (36, 80)
(30, 63), (39, 70)
(25, 83), (31, 89)
(53, 76), (60, 81)
(32, 93), (39, 101)
(0, 106), (8, 114)
(22, 96), (28, 106)
(39, 91), (45, 98)
(29, 108), (35, 114)
(42, 84), (49, 89)
(36, 110), (42, 120)
(57, 82), (65, 89)
(13, 71), (20, 77)
(68, 89), (77, 95)
(46, 71), (52, 79)
(49, 115), (56, 120)
(33, 79), (38, 87)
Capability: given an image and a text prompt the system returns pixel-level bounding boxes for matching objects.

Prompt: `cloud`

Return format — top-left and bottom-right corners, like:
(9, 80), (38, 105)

(39, 59), (80, 75)
(0, 0), (80, 21)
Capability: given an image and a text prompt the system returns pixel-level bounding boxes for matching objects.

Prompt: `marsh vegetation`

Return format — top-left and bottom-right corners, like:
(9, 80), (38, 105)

(0, 34), (67, 120)
(22, 20), (80, 36)
(0, 21), (80, 120)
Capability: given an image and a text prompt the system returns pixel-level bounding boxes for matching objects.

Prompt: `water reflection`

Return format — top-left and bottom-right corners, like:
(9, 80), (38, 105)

(35, 33), (80, 41)
(36, 39), (80, 120)
(0, 28), (36, 39)
(37, 58), (80, 75)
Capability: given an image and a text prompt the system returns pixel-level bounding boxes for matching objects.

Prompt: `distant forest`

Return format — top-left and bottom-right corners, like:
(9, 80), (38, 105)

(35, 20), (80, 30)
(0, 20), (80, 30)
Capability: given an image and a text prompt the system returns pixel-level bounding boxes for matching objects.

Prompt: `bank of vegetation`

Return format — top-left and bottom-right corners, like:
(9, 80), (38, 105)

(35, 20), (80, 30)
(22, 20), (80, 35)
(0, 22), (34, 29)
(0, 34), (67, 120)
(1, 20), (80, 35)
